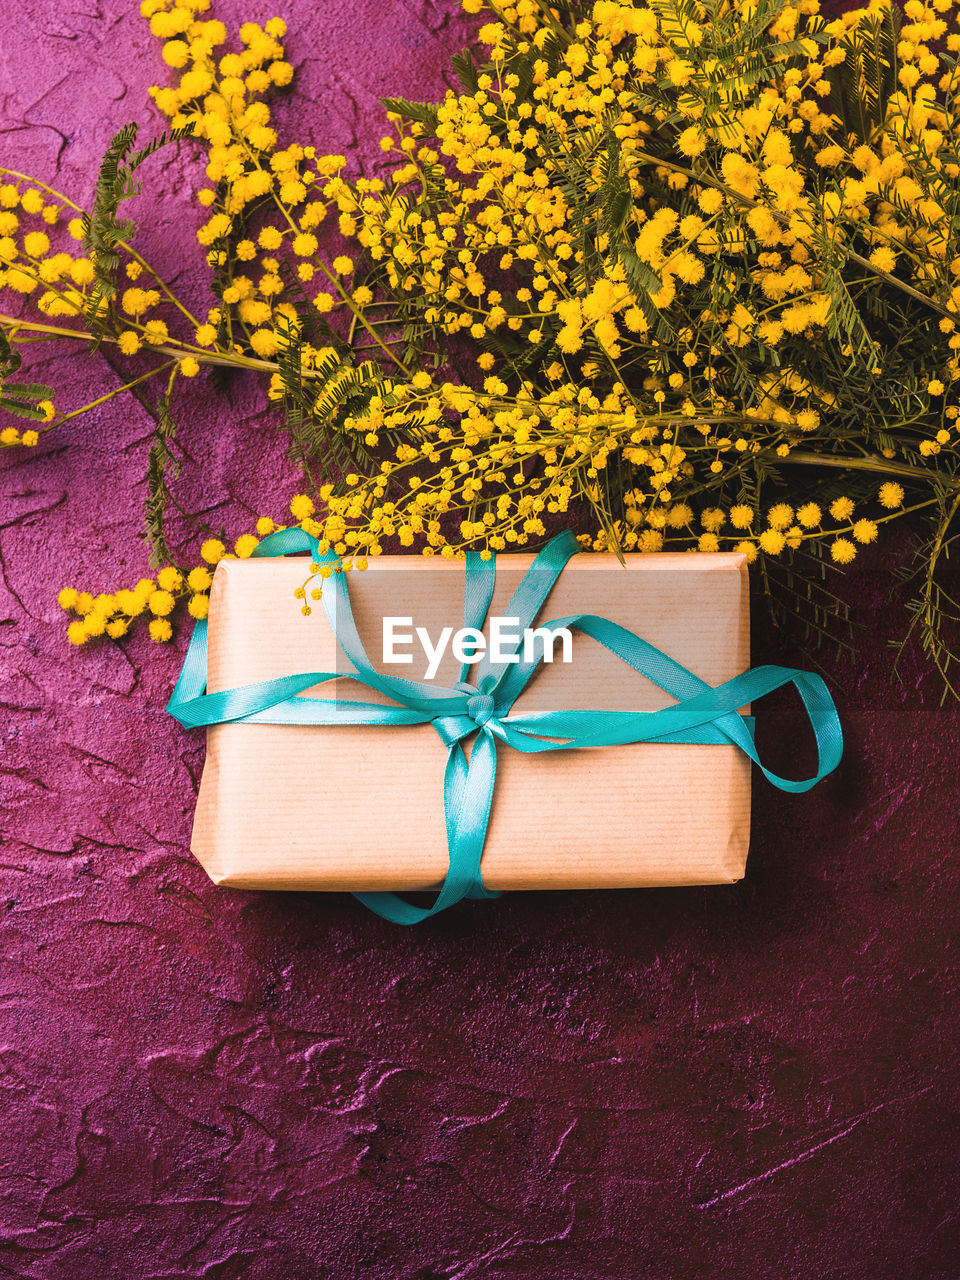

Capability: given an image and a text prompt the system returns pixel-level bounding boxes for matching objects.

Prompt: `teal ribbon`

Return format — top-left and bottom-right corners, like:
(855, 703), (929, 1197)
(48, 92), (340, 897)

(167, 529), (843, 924)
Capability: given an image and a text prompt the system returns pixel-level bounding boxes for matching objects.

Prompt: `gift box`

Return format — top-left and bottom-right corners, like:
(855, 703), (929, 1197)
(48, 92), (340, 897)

(168, 529), (842, 922)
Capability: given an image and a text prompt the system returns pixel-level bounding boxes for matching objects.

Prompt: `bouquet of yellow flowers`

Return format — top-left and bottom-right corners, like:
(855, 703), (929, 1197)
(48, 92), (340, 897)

(3, 0), (960, 687)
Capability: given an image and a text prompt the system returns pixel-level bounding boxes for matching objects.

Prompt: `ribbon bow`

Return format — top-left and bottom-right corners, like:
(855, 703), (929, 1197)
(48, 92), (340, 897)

(167, 528), (843, 924)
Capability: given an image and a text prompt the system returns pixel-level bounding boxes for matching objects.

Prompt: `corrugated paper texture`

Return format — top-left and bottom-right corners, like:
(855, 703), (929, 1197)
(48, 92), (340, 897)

(191, 552), (751, 891)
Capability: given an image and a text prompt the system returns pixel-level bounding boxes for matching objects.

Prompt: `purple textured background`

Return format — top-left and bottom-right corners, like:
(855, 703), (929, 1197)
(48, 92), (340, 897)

(2, 3), (960, 1276)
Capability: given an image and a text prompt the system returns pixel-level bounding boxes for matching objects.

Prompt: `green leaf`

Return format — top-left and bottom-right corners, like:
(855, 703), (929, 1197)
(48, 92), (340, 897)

(143, 380), (180, 566)
(82, 120), (195, 348)
(380, 97), (440, 131)
(0, 326), (53, 421)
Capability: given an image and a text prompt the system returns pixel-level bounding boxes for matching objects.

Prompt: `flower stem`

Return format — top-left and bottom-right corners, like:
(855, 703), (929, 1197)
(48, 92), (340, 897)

(1, 312), (320, 378)
(39, 361), (178, 433)
(780, 449), (959, 487)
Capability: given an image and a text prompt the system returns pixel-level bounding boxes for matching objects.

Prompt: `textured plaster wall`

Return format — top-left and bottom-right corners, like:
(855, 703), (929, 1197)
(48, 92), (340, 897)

(1, 2), (959, 1277)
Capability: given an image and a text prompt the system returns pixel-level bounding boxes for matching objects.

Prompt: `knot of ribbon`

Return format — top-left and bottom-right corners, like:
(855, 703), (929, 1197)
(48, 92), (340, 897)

(466, 691), (496, 728)
(167, 528), (843, 925)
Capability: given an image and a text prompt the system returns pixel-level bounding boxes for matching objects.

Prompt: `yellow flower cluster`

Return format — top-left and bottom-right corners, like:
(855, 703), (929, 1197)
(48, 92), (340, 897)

(0, 181), (93, 323)
(57, 480), (904, 646)
(58, 565), (186, 646)
(0, 425), (41, 447)
(57, 536), (265, 644)
(140, 0), (375, 364)
(260, 0), (942, 586)
(2, 0), (959, 653)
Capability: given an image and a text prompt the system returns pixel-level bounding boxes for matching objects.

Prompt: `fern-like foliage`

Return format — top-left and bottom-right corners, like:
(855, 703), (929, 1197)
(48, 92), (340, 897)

(893, 491), (960, 701)
(81, 121), (194, 347)
(381, 97), (440, 132)
(0, 327), (53, 421)
(144, 378), (180, 567)
(828, 7), (900, 145)
(273, 312), (398, 492)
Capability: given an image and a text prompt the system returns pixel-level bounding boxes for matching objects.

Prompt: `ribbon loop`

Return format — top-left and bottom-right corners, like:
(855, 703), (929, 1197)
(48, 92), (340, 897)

(167, 530), (843, 924)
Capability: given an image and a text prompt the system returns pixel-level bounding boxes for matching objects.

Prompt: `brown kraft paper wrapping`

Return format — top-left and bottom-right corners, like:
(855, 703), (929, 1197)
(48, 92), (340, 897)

(190, 550), (751, 892)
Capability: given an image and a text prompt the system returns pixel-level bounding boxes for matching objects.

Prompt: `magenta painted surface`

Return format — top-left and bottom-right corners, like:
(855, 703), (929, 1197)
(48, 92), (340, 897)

(2, 2), (960, 1276)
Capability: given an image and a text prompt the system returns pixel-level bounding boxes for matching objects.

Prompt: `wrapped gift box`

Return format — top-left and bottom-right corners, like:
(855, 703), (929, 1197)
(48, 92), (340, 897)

(189, 550), (752, 892)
